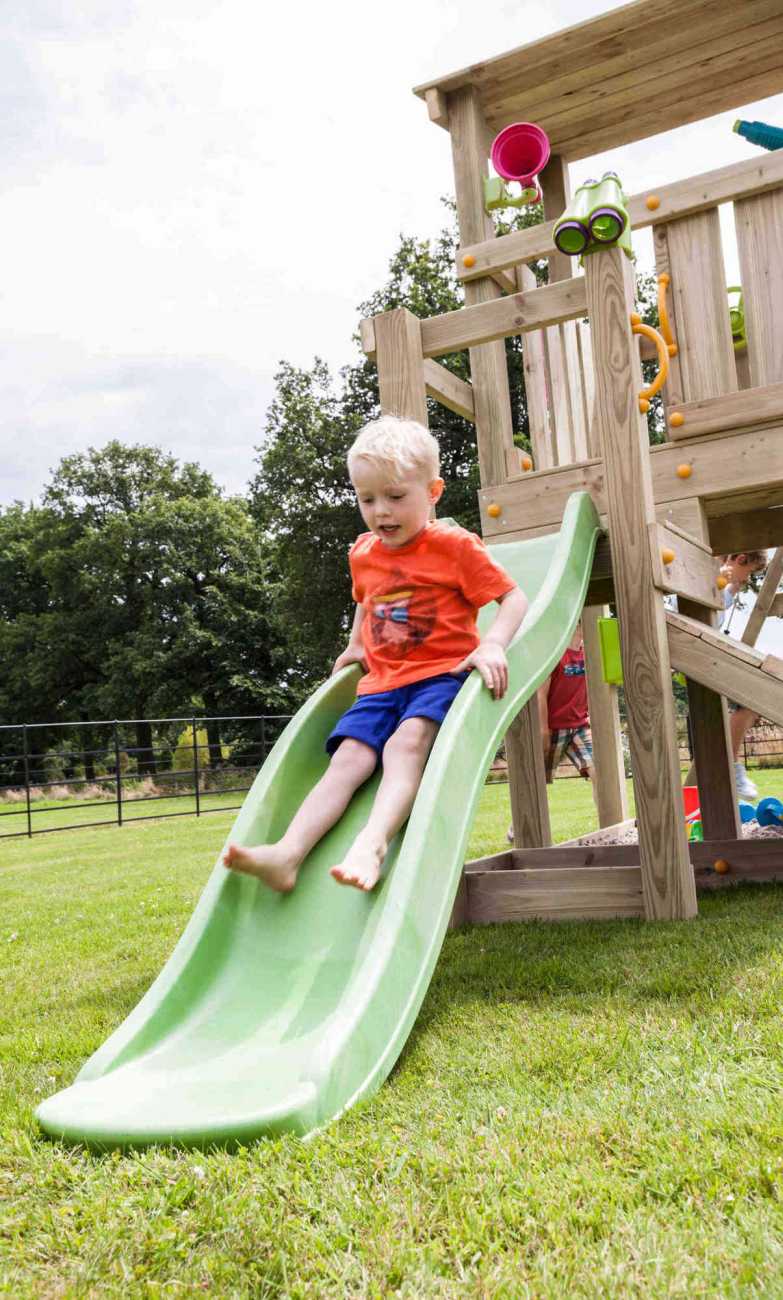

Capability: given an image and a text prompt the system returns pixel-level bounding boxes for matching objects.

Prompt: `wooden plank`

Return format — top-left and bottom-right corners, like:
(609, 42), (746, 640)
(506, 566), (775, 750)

(506, 693), (551, 849)
(653, 226), (685, 425)
(679, 597), (741, 840)
(359, 317), (376, 360)
(465, 865), (644, 924)
(666, 208), (737, 402)
(540, 153), (573, 290)
(552, 58), (783, 162)
(585, 246), (695, 921)
(543, 324), (575, 466)
(487, 6), (783, 140)
(518, 266), (553, 470)
(692, 837), (783, 890)
(576, 322), (597, 457)
(414, 0), (695, 101)
(448, 85), (516, 488)
(374, 308), (428, 425)
(479, 423), (783, 540)
(650, 521), (722, 609)
(419, 277), (587, 360)
(455, 150), (783, 284)
(447, 874), (468, 929)
(581, 605), (628, 828)
(508, 843), (639, 868)
(422, 359), (475, 422)
(668, 381), (783, 440)
(523, 36), (783, 155)
(415, 0), (783, 159)
(770, 593), (783, 619)
(667, 613), (783, 725)
(447, 84), (544, 855)
(735, 188), (783, 387)
(424, 87), (448, 128)
(741, 547), (783, 646)
(708, 507), (783, 556)
(464, 849), (513, 874)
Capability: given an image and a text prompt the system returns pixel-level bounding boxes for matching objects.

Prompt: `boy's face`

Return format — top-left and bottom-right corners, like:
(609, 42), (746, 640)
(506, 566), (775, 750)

(351, 460), (444, 548)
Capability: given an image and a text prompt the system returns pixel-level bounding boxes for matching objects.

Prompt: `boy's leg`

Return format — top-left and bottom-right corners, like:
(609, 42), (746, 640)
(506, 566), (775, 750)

(331, 716), (439, 891)
(223, 738), (377, 891)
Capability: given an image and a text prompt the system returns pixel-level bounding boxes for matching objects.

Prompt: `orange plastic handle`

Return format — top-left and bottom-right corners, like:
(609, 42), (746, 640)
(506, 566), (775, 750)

(656, 273), (678, 356)
(631, 319), (670, 411)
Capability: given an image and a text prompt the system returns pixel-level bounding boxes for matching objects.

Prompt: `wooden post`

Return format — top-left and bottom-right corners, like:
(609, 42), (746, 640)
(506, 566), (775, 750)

(506, 693), (551, 848)
(665, 208), (740, 837)
(447, 87), (516, 487)
(581, 606), (628, 827)
(448, 84), (550, 847)
(374, 308), (428, 424)
(585, 247), (696, 921)
(541, 155), (627, 830)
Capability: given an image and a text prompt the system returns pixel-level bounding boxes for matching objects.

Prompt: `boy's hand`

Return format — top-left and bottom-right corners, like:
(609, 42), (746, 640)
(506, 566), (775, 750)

(453, 643), (508, 699)
(332, 644), (367, 675)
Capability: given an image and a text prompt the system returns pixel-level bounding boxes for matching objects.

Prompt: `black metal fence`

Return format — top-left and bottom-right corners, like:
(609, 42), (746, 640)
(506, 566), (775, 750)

(0, 714), (292, 840)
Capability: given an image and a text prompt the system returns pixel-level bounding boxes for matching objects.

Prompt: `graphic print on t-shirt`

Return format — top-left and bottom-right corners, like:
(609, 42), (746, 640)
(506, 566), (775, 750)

(368, 568), (437, 656)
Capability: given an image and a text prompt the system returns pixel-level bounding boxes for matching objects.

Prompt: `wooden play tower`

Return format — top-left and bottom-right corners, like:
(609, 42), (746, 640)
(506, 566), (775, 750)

(361, 0), (783, 923)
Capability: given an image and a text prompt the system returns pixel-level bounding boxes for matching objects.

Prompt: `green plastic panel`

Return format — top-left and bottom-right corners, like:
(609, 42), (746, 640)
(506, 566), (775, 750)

(36, 492), (602, 1148)
(598, 616), (623, 686)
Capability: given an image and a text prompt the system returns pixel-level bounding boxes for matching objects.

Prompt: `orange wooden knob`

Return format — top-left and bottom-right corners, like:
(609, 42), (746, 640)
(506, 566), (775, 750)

(520, 453), (533, 471)
(714, 858), (730, 875)
(676, 463), (692, 479)
(646, 195), (661, 211)
(487, 502), (502, 518)
(462, 254), (476, 268)
(668, 343), (678, 357)
(716, 574), (729, 590)
(670, 412), (685, 428)
(639, 397), (650, 413)
(662, 547), (676, 565)
(658, 272), (670, 286)
(630, 311), (642, 325)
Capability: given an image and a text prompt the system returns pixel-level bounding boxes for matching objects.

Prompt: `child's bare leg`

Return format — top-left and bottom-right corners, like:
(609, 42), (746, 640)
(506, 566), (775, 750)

(331, 717), (439, 892)
(223, 739), (377, 891)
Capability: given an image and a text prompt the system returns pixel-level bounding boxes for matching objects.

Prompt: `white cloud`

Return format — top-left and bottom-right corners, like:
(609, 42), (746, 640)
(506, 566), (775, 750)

(1, 0), (782, 504)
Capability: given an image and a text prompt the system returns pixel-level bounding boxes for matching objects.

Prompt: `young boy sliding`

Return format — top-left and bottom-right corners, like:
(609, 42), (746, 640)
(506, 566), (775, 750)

(223, 415), (528, 894)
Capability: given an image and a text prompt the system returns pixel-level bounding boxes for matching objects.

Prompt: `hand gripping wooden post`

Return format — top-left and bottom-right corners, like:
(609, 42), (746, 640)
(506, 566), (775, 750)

(585, 246), (696, 920)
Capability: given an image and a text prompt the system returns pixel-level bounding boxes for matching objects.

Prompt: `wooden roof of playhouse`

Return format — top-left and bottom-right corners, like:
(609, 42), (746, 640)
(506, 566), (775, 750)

(414, 0), (783, 159)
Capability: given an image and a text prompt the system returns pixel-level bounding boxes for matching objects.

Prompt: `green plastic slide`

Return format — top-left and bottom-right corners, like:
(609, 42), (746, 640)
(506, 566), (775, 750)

(36, 492), (601, 1148)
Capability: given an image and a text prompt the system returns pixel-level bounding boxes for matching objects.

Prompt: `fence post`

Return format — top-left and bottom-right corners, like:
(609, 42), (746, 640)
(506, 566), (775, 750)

(23, 725), (32, 838)
(192, 718), (201, 817)
(114, 722), (123, 827)
(261, 716), (266, 764)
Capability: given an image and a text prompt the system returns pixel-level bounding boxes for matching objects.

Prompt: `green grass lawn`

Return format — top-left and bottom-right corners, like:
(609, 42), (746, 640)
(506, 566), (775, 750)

(2, 777), (783, 1297)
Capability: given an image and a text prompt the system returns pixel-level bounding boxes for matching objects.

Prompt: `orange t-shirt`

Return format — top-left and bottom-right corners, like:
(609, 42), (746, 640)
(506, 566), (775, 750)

(350, 521), (517, 695)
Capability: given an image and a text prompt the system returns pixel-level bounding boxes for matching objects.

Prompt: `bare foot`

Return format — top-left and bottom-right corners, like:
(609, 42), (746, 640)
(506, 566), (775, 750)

(222, 842), (299, 893)
(330, 835), (386, 892)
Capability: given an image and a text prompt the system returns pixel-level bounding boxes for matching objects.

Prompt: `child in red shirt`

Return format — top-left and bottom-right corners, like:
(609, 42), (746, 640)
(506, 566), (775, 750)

(540, 624), (594, 786)
(224, 415), (528, 893)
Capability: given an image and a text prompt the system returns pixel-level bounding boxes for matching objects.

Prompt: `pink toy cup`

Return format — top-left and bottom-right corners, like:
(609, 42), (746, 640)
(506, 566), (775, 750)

(490, 122), (551, 187)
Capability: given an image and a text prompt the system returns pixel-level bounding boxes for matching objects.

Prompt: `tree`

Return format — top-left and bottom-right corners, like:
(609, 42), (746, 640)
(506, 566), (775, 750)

(0, 444), (287, 771)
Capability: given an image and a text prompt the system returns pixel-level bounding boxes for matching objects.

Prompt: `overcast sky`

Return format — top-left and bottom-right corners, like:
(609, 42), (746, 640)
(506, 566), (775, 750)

(2, 0), (782, 510)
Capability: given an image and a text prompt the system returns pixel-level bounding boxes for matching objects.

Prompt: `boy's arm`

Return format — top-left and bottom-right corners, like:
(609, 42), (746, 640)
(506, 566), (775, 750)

(453, 585), (528, 700)
(332, 604), (367, 675)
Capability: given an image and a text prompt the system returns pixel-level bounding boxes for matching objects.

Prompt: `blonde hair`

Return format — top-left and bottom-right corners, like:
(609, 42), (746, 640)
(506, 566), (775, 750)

(347, 415), (440, 483)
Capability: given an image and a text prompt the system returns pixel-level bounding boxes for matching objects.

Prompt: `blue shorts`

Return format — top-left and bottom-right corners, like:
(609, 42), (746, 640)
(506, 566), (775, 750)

(326, 672), (469, 761)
